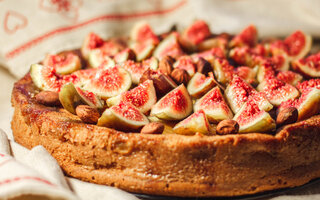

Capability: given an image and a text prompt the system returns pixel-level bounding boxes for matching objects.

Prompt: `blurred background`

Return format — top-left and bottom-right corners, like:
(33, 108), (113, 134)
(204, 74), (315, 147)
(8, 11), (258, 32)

(1, 0), (320, 78)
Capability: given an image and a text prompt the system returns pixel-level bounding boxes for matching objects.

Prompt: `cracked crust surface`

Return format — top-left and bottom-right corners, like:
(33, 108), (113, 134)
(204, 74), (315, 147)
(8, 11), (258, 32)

(11, 74), (320, 197)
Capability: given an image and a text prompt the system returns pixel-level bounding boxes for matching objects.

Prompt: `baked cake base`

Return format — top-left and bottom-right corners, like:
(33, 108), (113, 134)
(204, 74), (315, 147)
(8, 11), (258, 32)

(11, 74), (320, 197)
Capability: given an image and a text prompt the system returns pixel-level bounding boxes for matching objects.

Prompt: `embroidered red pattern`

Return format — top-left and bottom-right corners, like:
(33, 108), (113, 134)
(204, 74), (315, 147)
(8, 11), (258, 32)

(0, 176), (55, 186)
(5, 0), (186, 59)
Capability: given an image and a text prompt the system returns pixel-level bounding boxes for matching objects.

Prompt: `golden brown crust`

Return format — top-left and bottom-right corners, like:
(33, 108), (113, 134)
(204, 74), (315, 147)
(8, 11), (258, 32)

(11, 74), (320, 197)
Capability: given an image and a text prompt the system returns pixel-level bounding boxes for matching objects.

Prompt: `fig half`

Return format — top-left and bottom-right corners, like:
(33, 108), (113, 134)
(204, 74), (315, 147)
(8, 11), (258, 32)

(187, 72), (215, 98)
(257, 78), (300, 106)
(194, 86), (233, 123)
(107, 80), (157, 113)
(292, 52), (320, 78)
(98, 101), (149, 131)
(278, 88), (320, 121)
(225, 76), (272, 114)
(43, 52), (81, 75)
(83, 66), (132, 99)
(150, 84), (192, 120)
(233, 97), (276, 133)
(173, 110), (211, 135)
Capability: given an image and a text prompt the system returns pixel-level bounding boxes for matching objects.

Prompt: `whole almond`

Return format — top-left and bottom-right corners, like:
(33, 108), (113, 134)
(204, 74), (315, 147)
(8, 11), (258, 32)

(159, 56), (175, 75)
(35, 91), (60, 106)
(76, 105), (100, 124)
(140, 69), (177, 96)
(276, 107), (298, 126)
(216, 119), (239, 135)
(171, 68), (190, 85)
(141, 122), (165, 134)
(196, 57), (212, 75)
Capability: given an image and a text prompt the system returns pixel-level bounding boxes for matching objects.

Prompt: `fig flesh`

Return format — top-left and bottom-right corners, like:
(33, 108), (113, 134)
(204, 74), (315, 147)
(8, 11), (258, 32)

(257, 78), (300, 106)
(81, 32), (104, 59)
(194, 86), (233, 123)
(43, 52), (81, 75)
(292, 52), (320, 78)
(173, 110), (210, 135)
(187, 72), (215, 98)
(233, 97), (276, 133)
(82, 66), (132, 99)
(150, 84), (192, 120)
(153, 32), (185, 60)
(229, 25), (258, 48)
(107, 80), (157, 113)
(88, 49), (115, 68)
(276, 71), (303, 86)
(98, 101), (149, 131)
(225, 76), (272, 114)
(278, 88), (320, 121)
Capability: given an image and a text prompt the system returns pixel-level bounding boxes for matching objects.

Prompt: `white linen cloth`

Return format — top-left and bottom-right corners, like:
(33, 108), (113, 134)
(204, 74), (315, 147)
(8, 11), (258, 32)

(1, 0), (320, 199)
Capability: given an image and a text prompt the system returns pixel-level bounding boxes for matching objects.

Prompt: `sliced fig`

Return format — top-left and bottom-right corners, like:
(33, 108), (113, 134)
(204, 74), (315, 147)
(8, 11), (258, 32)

(30, 64), (64, 92)
(130, 42), (155, 61)
(99, 40), (125, 57)
(229, 25), (258, 48)
(173, 110), (210, 135)
(106, 80), (156, 113)
(150, 84), (192, 120)
(229, 46), (254, 67)
(194, 86), (233, 123)
(121, 60), (149, 84)
(257, 78), (300, 106)
(81, 32), (104, 59)
(59, 82), (81, 114)
(42, 52), (81, 75)
(173, 56), (196, 76)
(88, 49), (115, 68)
(82, 66), (132, 99)
(212, 58), (234, 85)
(71, 68), (98, 85)
(114, 48), (136, 63)
(142, 57), (159, 70)
(191, 47), (225, 62)
(276, 71), (303, 86)
(98, 101), (149, 131)
(225, 76), (272, 113)
(187, 72), (215, 98)
(256, 62), (276, 83)
(130, 21), (159, 45)
(270, 30), (312, 60)
(292, 52), (320, 78)
(197, 34), (229, 52)
(296, 79), (320, 92)
(271, 54), (290, 71)
(233, 97), (276, 133)
(278, 88), (320, 121)
(234, 66), (257, 85)
(284, 30), (312, 60)
(75, 86), (104, 109)
(179, 20), (211, 51)
(153, 32), (185, 60)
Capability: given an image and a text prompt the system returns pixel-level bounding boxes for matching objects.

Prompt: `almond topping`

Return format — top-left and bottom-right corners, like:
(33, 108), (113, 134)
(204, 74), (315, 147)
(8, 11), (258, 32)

(140, 122), (165, 134)
(76, 105), (100, 124)
(159, 56), (175, 75)
(216, 119), (239, 135)
(35, 91), (60, 106)
(171, 68), (190, 85)
(276, 107), (298, 126)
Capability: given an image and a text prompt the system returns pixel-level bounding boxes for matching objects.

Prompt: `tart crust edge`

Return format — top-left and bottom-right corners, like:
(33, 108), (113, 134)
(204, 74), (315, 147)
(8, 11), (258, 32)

(11, 74), (320, 197)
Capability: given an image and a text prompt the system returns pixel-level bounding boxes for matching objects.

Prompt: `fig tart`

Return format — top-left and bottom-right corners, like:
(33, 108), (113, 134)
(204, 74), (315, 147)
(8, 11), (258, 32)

(11, 20), (320, 197)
